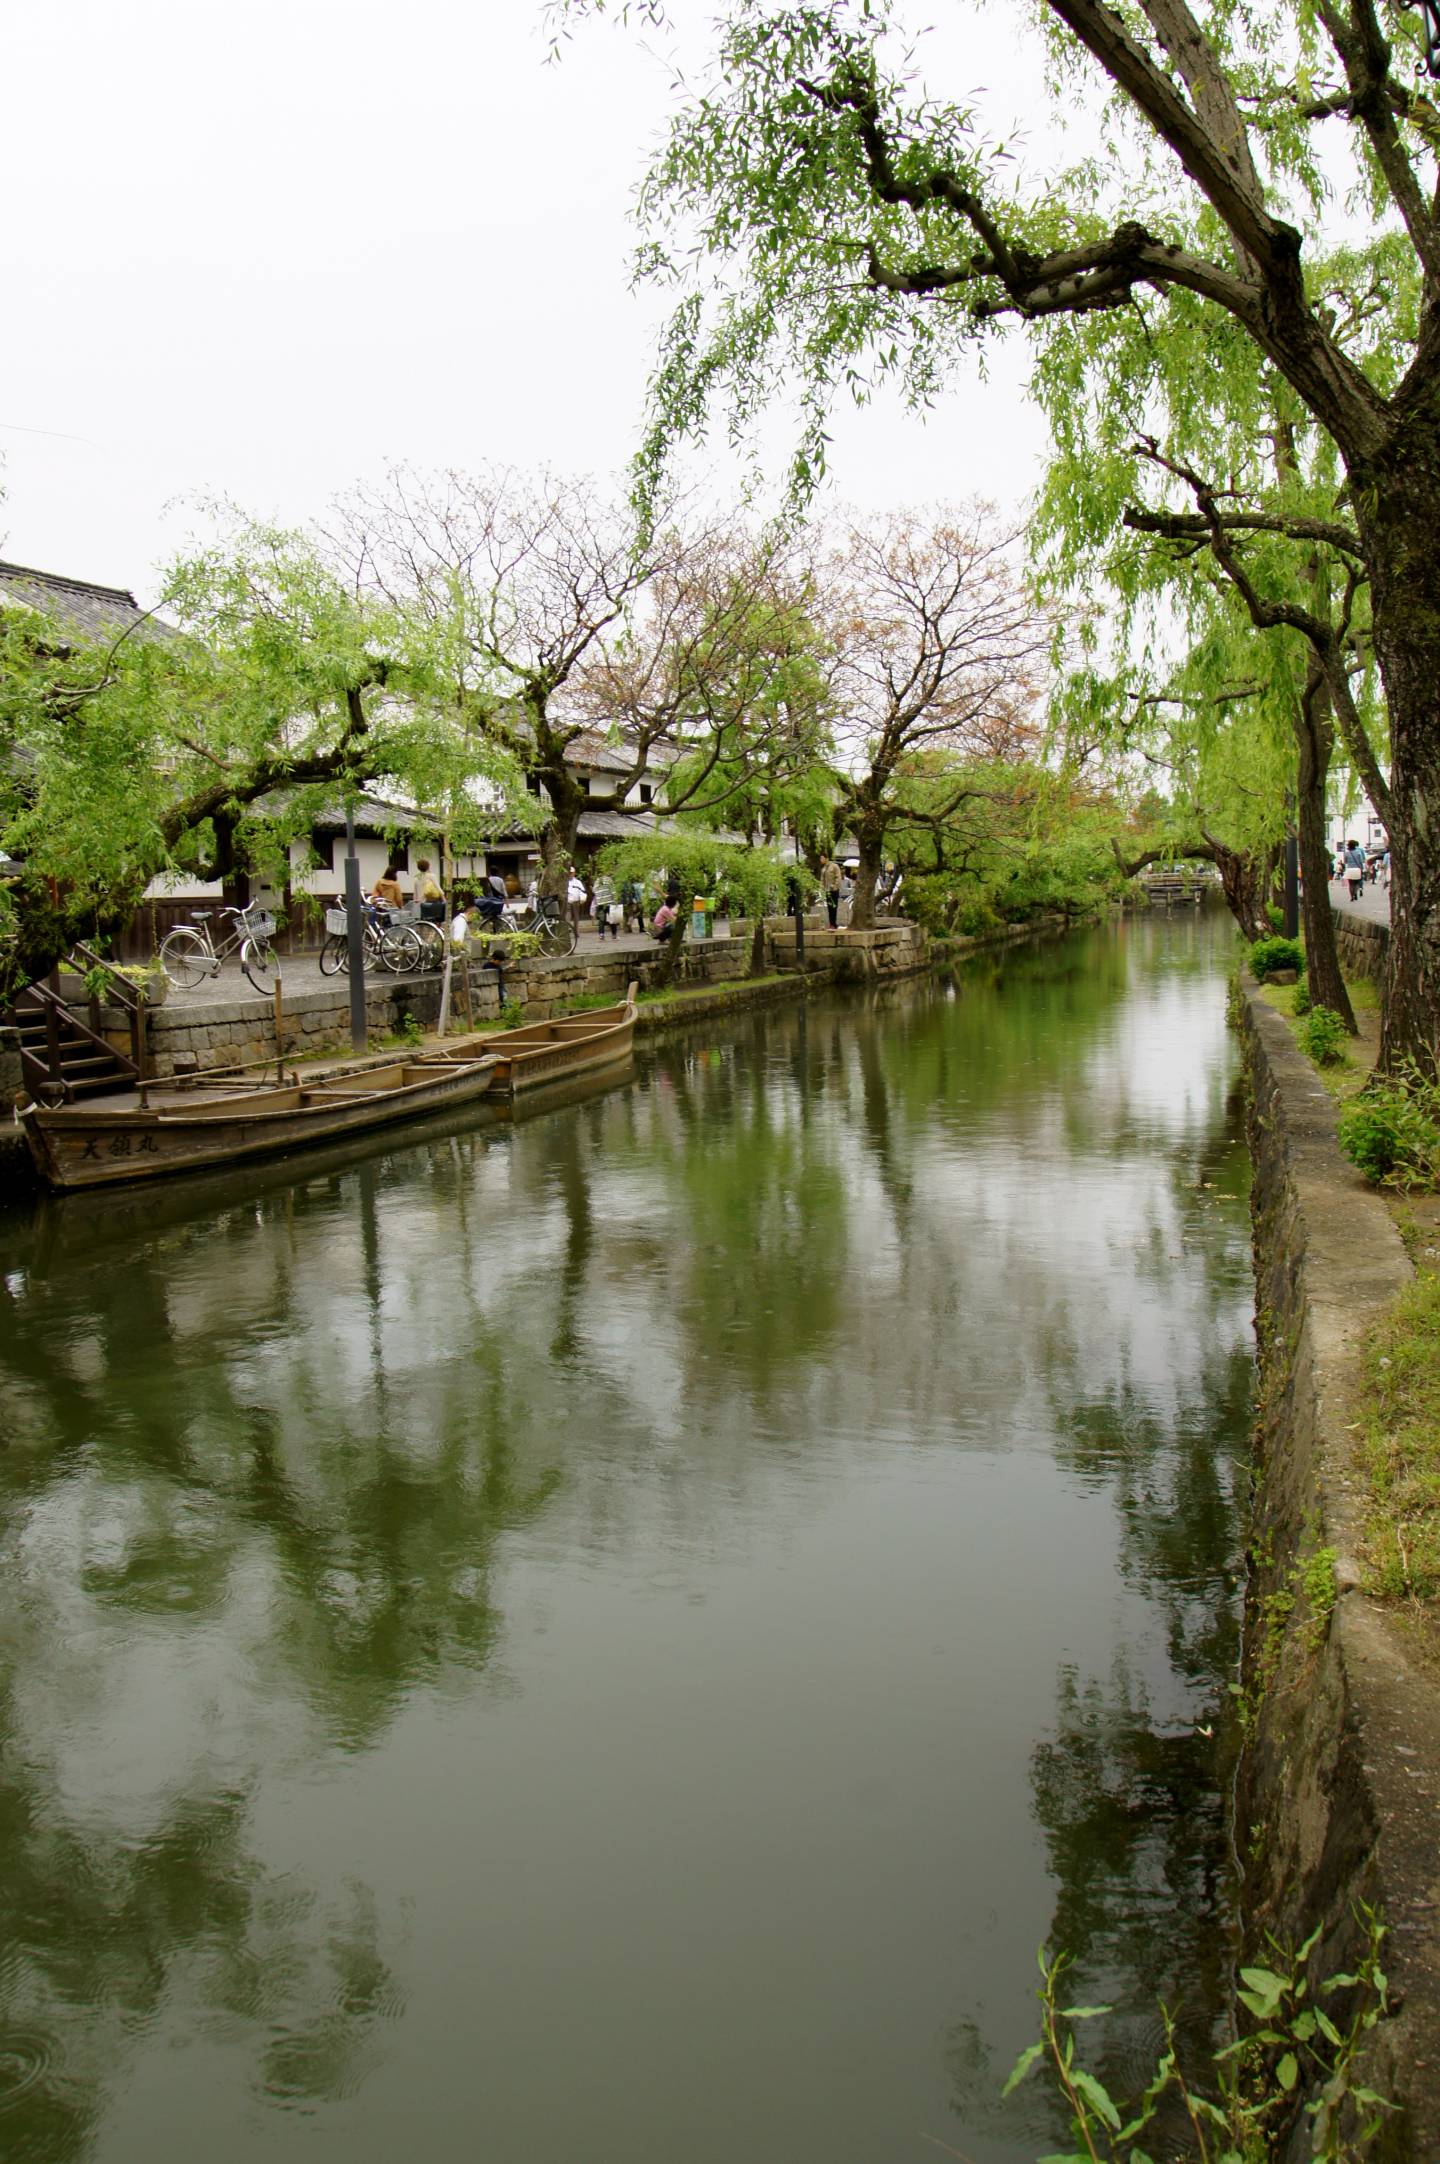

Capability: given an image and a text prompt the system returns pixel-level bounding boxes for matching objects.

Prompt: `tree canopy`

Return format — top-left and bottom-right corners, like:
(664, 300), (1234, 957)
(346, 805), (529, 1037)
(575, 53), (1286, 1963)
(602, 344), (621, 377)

(560, 0), (1440, 1069)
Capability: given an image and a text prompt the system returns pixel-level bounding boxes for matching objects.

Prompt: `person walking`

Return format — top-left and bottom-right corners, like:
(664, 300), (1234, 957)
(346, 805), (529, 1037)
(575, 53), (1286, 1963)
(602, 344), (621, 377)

(592, 874), (619, 940)
(821, 856), (842, 928)
(566, 868), (588, 934)
(1343, 838), (1366, 902)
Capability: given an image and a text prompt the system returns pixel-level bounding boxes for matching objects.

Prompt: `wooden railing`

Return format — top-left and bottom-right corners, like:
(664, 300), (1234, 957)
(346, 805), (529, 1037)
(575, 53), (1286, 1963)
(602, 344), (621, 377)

(68, 943), (148, 1079)
(11, 951), (145, 1101)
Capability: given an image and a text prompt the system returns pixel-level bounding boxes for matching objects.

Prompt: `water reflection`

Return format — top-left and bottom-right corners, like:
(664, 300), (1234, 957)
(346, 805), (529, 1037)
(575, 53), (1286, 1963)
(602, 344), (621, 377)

(0, 913), (1252, 2164)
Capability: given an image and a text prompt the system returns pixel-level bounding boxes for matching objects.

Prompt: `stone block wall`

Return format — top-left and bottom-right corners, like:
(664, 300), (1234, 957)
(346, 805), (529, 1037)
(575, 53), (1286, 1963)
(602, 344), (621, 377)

(1332, 907), (1388, 983)
(92, 921), (929, 1080)
(125, 967), (503, 1081)
(1240, 985), (1438, 2153)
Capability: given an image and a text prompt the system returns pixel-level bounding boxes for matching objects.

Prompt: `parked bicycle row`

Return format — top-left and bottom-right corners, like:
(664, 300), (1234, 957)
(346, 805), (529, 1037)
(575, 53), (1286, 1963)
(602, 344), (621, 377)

(156, 874), (579, 994)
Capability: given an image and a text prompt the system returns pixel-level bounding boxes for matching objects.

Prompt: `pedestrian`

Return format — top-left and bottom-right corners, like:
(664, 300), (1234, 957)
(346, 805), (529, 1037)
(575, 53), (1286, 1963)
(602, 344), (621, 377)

(566, 867), (588, 933)
(449, 901), (476, 945)
(821, 856), (842, 928)
(838, 865), (854, 926)
(1343, 837), (1366, 902)
(652, 897), (678, 944)
(414, 857), (446, 924)
(592, 873), (619, 940)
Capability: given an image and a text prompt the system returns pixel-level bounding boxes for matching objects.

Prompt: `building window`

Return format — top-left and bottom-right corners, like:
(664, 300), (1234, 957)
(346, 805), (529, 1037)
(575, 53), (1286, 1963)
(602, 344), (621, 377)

(310, 829), (335, 871)
(638, 782), (653, 806)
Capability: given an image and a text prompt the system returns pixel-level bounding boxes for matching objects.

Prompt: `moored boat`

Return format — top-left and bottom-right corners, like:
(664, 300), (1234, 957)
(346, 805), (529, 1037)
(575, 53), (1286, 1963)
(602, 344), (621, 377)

(471, 983), (638, 1096)
(17, 985), (639, 1192)
(19, 1052), (505, 1191)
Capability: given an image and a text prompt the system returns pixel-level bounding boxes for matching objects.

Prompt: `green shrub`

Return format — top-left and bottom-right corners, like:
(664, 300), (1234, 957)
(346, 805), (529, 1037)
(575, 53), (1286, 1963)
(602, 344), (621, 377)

(1249, 933), (1304, 980)
(1339, 1068), (1440, 1190)
(1296, 1004), (1349, 1065)
(1291, 975), (1311, 1015)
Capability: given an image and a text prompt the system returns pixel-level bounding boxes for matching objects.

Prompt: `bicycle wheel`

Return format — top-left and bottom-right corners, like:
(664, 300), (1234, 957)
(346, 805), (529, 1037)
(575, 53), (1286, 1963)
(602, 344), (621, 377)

(378, 924), (422, 973)
(159, 926), (214, 991)
(319, 932), (349, 976)
(412, 920), (447, 971)
(539, 913), (577, 957)
(241, 936), (277, 994)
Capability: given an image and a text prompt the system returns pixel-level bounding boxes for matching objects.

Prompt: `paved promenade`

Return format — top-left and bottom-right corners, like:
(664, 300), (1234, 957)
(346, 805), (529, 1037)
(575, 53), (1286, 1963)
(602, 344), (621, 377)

(169, 923), (719, 1006)
(1326, 873), (1390, 926)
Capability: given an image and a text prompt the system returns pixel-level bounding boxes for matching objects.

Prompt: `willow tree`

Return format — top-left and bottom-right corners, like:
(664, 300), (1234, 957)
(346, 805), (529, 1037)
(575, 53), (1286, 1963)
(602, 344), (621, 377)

(0, 521), (522, 1001)
(561, 0), (1440, 1070)
(1029, 249), (1398, 1026)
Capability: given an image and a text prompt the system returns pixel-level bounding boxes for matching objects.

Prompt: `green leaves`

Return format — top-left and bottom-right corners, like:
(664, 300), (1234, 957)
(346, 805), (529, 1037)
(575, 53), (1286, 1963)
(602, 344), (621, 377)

(1236, 1963), (1289, 2020)
(1000, 2040), (1044, 2096)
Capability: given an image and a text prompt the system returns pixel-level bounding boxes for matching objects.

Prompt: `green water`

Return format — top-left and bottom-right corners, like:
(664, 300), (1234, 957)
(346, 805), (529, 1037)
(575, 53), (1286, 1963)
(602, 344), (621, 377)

(0, 913), (1253, 2163)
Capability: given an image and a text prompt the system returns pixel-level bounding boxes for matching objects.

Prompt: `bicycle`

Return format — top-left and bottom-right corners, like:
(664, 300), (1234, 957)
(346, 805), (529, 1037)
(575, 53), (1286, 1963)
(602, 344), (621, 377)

(159, 903), (280, 994)
(495, 894), (578, 957)
(318, 905), (422, 976)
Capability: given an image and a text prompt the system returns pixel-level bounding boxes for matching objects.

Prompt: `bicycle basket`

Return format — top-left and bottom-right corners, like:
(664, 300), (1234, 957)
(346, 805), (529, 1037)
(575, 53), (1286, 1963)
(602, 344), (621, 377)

(324, 908), (349, 936)
(392, 903), (421, 924)
(248, 912), (277, 938)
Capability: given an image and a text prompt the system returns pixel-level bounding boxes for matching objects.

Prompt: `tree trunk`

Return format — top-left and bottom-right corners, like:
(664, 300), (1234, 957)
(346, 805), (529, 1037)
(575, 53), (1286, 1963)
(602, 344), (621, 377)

(1293, 677), (1356, 1030)
(533, 761), (587, 903)
(654, 883), (697, 987)
(747, 918), (768, 977)
(1351, 444), (1440, 1074)
(848, 828), (884, 932)
(1207, 836), (1280, 943)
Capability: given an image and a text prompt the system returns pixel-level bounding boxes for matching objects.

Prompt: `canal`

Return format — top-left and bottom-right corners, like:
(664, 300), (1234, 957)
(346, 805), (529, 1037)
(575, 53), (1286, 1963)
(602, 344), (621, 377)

(0, 912), (1254, 2163)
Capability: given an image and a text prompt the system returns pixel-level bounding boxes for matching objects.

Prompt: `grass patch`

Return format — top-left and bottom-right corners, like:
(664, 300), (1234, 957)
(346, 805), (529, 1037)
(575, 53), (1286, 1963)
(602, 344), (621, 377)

(1360, 1273), (1440, 1603)
(559, 991), (628, 1015)
(1255, 973), (1374, 1103)
(637, 973), (792, 1007)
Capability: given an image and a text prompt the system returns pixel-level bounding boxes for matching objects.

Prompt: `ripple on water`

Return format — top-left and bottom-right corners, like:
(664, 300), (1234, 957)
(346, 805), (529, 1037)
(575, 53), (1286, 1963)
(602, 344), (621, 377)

(0, 2030), (54, 2112)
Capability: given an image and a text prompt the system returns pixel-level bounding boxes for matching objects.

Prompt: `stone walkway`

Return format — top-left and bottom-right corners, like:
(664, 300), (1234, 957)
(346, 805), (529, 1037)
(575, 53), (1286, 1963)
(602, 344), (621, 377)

(167, 924), (721, 1007)
(1326, 873), (1390, 926)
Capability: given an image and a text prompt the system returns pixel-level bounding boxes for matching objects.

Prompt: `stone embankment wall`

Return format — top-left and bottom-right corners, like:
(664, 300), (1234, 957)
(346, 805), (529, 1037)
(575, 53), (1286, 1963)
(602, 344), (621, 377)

(1240, 985), (1440, 2155)
(1331, 907), (1389, 983)
(104, 920), (930, 1080)
(0, 1023), (25, 1185)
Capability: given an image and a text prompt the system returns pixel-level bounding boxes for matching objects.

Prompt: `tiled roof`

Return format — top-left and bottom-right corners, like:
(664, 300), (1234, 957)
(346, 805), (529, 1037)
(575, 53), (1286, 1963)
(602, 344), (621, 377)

(0, 559), (174, 644)
(576, 806), (662, 840)
(565, 730), (679, 774)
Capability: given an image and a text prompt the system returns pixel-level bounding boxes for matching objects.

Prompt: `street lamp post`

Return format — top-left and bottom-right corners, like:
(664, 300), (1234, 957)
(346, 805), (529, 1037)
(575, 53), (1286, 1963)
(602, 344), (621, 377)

(343, 808), (367, 1054)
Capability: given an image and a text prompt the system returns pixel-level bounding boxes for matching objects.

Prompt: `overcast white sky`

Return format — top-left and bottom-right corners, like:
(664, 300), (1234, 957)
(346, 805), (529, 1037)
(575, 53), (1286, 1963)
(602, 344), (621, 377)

(3, 0), (1056, 603)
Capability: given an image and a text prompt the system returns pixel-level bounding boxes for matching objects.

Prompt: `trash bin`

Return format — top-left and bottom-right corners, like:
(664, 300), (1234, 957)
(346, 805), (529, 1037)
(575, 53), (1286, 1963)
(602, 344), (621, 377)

(691, 895), (715, 941)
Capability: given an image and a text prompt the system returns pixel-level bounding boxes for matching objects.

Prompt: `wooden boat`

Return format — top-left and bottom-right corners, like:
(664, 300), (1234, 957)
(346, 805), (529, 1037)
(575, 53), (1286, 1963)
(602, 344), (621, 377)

(18, 1051), (506, 1191)
(469, 984), (638, 1097)
(17, 986), (639, 1191)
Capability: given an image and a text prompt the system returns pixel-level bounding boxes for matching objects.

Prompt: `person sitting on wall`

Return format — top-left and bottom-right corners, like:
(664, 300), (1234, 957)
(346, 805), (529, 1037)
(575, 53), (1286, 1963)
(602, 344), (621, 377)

(414, 857), (446, 924)
(652, 899), (678, 944)
(369, 864), (404, 926)
(475, 873), (507, 930)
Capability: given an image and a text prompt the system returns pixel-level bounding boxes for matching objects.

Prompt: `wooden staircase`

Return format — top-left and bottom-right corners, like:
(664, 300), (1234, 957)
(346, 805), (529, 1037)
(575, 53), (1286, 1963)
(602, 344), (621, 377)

(7, 956), (144, 1103)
